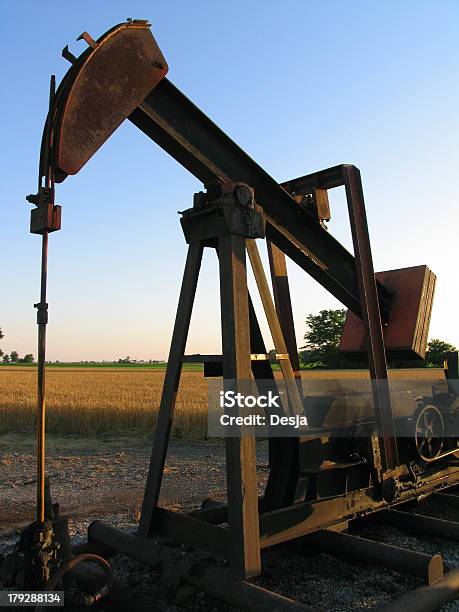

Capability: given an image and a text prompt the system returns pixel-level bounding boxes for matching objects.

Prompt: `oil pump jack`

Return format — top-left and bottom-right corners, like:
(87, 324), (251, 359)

(22, 19), (459, 610)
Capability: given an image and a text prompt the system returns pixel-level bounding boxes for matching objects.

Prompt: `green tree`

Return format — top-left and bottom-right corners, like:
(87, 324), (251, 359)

(10, 351), (19, 363)
(22, 354), (34, 364)
(2, 354), (9, 363)
(425, 339), (457, 367)
(0, 327), (3, 358)
(118, 356), (131, 364)
(301, 309), (347, 368)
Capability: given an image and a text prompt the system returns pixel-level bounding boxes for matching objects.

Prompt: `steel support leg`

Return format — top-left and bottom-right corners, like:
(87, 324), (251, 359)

(218, 234), (261, 579)
(343, 166), (398, 471)
(246, 293), (299, 511)
(266, 240), (301, 378)
(246, 239), (303, 417)
(139, 242), (203, 536)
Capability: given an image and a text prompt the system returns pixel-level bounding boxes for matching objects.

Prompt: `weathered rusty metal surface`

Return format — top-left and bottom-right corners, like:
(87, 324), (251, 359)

(305, 529), (444, 584)
(340, 265), (436, 360)
(267, 241), (301, 376)
(53, 21), (167, 181)
(342, 165), (398, 470)
(88, 521), (315, 612)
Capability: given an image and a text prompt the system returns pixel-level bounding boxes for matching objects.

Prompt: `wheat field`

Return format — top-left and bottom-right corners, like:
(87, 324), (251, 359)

(0, 368), (208, 437)
(0, 367), (442, 438)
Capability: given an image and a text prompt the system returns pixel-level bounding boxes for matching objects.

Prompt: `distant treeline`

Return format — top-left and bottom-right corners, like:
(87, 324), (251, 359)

(0, 361), (204, 371)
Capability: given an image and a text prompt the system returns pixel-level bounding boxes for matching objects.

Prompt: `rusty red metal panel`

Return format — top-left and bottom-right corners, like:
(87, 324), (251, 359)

(340, 265), (436, 360)
(53, 21), (167, 182)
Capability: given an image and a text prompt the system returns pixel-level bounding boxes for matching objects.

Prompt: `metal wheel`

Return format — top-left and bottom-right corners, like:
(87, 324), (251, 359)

(414, 404), (444, 462)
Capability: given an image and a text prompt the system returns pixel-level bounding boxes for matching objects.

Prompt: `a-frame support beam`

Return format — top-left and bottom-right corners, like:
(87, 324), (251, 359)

(139, 242), (203, 536)
(266, 240), (301, 378)
(139, 230), (262, 578)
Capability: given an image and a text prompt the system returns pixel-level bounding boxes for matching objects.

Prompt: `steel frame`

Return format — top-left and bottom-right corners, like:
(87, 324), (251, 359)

(27, 20), (459, 608)
(133, 174), (454, 580)
(138, 184), (308, 578)
(282, 164), (398, 470)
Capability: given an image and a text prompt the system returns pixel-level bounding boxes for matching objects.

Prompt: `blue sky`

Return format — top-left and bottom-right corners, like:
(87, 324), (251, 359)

(1, 1), (458, 361)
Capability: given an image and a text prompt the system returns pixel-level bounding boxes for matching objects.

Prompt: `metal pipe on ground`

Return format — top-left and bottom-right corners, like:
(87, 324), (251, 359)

(304, 529), (443, 585)
(88, 521), (319, 612)
(369, 509), (459, 541)
(377, 568), (459, 611)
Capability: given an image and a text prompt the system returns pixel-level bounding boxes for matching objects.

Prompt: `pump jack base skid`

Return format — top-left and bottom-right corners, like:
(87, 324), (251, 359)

(83, 475), (459, 611)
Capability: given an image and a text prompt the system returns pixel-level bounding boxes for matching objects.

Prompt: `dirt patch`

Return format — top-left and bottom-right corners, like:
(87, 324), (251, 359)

(0, 435), (269, 533)
(1, 435), (458, 610)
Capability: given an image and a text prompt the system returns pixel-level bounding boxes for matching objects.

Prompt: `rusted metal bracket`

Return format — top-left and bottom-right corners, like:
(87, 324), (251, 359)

(28, 199), (61, 235)
(61, 45), (77, 65)
(180, 182), (265, 244)
(293, 189), (330, 227)
(27, 73), (62, 236)
(34, 302), (48, 326)
(77, 31), (98, 49)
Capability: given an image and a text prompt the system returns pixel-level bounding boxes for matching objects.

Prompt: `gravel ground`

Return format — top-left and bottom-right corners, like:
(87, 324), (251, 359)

(1, 435), (458, 611)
